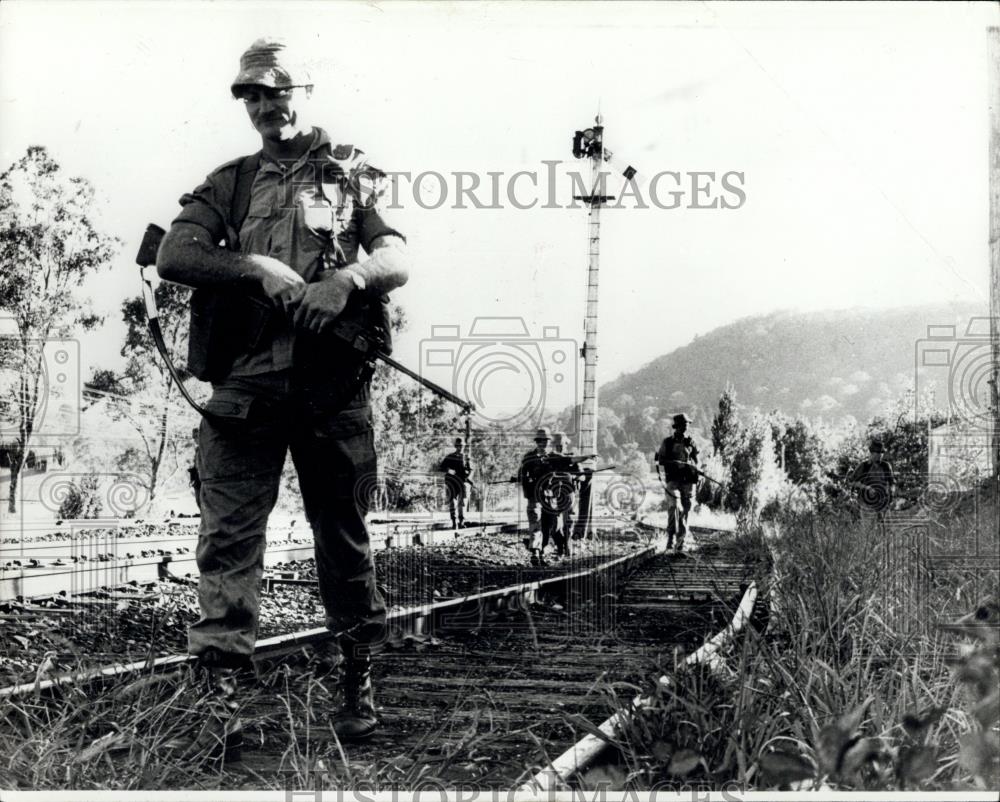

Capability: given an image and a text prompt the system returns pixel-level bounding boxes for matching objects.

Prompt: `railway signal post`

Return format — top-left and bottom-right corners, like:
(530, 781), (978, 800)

(571, 116), (614, 540)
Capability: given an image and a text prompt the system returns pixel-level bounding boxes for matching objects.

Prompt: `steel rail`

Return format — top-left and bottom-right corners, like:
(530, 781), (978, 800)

(1, 520), (517, 602)
(0, 541), (658, 699)
(520, 578), (761, 793)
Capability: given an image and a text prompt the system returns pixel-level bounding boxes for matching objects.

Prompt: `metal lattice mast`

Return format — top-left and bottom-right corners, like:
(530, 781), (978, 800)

(575, 114), (613, 458)
(580, 140), (603, 456)
(572, 114), (614, 540)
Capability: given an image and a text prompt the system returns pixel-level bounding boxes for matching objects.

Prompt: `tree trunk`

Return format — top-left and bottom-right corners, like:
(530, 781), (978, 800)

(6, 451), (23, 514)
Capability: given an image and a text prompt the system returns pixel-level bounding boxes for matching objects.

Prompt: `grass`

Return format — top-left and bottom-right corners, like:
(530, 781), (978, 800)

(584, 486), (999, 792)
(2, 489), (995, 791)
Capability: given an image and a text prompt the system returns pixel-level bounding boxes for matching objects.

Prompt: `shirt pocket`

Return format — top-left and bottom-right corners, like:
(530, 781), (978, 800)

(239, 203), (274, 254)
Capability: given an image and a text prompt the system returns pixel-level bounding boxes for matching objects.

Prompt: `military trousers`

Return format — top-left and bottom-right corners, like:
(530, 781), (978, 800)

(529, 512), (560, 552)
(525, 496), (542, 534)
(446, 483), (467, 525)
(859, 504), (887, 538)
(664, 481), (695, 544)
(189, 371), (386, 666)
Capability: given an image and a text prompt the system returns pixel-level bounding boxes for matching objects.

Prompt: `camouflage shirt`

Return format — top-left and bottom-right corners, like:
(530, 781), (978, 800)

(173, 127), (403, 377)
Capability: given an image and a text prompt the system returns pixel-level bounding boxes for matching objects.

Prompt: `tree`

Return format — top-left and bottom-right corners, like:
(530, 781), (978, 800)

(711, 387), (739, 459)
(0, 147), (117, 512)
(724, 413), (786, 525)
(84, 282), (195, 512)
(618, 440), (650, 480)
(369, 304), (466, 511)
(769, 412), (825, 486)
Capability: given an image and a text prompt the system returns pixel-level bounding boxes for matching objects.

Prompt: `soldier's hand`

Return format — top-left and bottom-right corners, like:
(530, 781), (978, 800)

(293, 271), (353, 333)
(255, 256), (306, 314)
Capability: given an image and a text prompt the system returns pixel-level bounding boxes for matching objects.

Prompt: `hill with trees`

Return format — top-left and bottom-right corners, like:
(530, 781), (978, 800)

(573, 303), (985, 464)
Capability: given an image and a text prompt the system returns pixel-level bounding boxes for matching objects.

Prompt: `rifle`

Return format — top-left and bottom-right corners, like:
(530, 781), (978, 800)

(544, 453), (598, 472)
(136, 224), (474, 418)
(442, 468), (477, 492)
(486, 461), (616, 485)
(659, 459), (725, 487)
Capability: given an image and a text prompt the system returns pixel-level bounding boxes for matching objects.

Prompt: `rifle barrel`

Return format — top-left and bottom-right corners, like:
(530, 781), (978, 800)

(375, 351), (474, 413)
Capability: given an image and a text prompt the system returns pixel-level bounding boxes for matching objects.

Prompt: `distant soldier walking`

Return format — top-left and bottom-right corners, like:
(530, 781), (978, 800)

(519, 428), (552, 565)
(655, 413), (700, 551)
(440, 437), (472, 529)
(848, 439), (894, 528)
(547, 431), (579, 557)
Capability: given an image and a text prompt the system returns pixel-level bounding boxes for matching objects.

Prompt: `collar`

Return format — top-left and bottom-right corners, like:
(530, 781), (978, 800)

(260, 127), (332, 172)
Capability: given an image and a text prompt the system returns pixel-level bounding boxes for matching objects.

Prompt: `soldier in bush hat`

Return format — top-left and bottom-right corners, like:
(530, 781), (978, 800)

(230, 37), (312, 96)
(440, 436), (473, 529)
(654, 413), (700, 551)
(519, 428), (552, 565)
(157, 36), (410, 753)
(848, 438), (895, 525)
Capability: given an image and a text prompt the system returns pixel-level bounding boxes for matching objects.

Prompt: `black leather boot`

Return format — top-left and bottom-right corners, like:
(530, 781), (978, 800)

(168, 663), (244, 762)
(333, 640), (378, 742)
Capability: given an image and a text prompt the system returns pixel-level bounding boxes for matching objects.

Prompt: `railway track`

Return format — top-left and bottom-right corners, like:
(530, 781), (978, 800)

(0, 515), (518, 601)
(0, 524), (768, 790)
(304, 530), (765, 789)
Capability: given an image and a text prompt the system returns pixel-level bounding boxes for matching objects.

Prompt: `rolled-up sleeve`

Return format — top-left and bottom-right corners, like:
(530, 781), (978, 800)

(354, 168), (405, 253)
(172, 173), (228, 243)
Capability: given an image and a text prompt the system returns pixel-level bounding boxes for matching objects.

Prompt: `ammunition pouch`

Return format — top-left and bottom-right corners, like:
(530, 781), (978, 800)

(187, 288), (393, 384)
(187, 289), (271, 383)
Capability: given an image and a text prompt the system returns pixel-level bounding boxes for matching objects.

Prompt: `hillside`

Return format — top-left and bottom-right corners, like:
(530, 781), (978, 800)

(599, 302), (987, 429)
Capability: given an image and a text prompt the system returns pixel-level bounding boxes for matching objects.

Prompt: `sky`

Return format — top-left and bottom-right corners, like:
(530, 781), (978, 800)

(1, 0), (997, 422)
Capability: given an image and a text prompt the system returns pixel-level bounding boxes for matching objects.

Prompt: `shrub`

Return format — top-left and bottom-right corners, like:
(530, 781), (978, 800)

(57, 474), (103, 519)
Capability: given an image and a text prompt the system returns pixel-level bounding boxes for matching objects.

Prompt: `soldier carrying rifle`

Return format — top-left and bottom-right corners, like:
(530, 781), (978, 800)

(542, 431), (582, 558)
(847, 438), (895, 530)
(654, 413), (700, 552)
(440, 436), (473, 529)
(519, 428), (552, 566)
(154, 38), (410, 754)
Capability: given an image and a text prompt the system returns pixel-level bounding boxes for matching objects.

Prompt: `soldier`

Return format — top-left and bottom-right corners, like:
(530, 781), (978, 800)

(157, 38), (409, 753)
(440, 436), (473, 529)
(655, 413), (700, 552)
(188, 426), (202, 513)
(547, 431), (579, 557)
(519, 427), (552, 566)
(848, 439), (895, 528)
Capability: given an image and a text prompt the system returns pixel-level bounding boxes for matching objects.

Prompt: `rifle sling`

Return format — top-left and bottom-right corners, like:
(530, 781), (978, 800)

(144, 310), (218, 420)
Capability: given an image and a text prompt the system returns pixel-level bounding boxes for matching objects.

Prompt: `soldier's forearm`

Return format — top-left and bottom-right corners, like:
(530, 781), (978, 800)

(158, 223), (267, 289)
(354, 235), (410, 294)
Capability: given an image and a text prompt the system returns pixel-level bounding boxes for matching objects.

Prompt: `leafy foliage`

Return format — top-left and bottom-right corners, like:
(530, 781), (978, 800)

(84, 282), (195, 511)
(711, 388), (738, 459)
(56, 473), (103, 519)
(0, 146), (118, 512)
